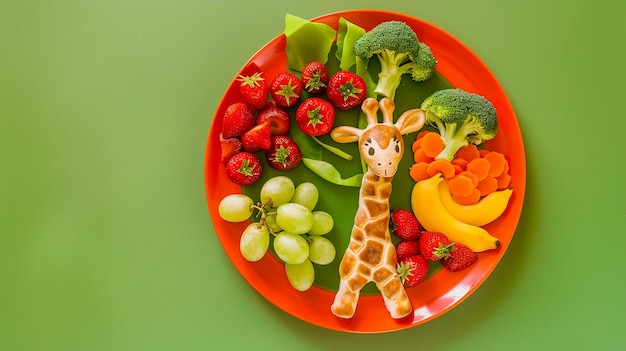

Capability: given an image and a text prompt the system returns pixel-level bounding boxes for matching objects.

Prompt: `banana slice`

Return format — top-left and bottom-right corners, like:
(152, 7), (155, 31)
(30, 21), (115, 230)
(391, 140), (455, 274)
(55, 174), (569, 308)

(438, 180), (513, 227)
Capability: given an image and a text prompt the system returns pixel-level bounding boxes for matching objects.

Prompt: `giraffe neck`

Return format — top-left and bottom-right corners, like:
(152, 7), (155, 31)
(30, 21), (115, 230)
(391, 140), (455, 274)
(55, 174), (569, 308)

(352, 169), (394, 241)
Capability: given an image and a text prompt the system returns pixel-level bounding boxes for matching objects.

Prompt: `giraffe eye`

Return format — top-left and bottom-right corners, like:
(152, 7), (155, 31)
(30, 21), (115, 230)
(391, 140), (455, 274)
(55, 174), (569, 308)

(395, 144), (400, 153)
(368, 147), (375, 156)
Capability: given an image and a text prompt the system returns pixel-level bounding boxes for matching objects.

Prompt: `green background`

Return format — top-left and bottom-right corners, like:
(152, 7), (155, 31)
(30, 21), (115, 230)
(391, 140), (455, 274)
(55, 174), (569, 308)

(2, 0), (624, 350)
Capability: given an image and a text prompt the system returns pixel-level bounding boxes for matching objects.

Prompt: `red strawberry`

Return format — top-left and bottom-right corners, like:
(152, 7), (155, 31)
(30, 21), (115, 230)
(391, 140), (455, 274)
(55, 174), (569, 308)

(301, 61), (328, 94)
(397, 255), (429, 287)
(419, 231), (452, 261)
(221, 102), (255, 138)
(390, 209), (422, 241)
(270, 72), (303, 107)
(266, 135), (302, 171)
(396, 240), (420, 263)
(256, 101), (290, 136)
(241, 121), (271, 152)
(441, 243), (478, 272)
(225, 152), (263, 186)
(219, 133), (242, 163)
(237, 72), (269, 110)
(295, 97), (335, 136)
(326, 71), (367, 110)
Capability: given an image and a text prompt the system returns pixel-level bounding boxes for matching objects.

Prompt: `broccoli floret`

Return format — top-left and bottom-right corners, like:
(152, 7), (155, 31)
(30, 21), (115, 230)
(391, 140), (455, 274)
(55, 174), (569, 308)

(353, 21), (437, 100)
(421, 88), (498, 161)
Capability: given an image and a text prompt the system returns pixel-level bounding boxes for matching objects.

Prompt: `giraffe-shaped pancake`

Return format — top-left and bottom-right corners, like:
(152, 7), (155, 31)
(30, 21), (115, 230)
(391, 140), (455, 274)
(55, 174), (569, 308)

(329, 97), (425, 319)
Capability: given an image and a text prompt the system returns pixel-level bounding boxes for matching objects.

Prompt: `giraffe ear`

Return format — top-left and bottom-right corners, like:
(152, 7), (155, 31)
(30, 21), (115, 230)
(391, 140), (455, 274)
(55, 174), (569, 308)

(395, 109), (425, 135)
(330, 126), (362, 143)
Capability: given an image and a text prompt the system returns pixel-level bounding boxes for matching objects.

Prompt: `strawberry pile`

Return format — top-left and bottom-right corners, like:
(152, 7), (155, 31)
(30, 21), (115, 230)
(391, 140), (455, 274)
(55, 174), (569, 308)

(391, 209), (478, 287)
(219, 61), (367, 186)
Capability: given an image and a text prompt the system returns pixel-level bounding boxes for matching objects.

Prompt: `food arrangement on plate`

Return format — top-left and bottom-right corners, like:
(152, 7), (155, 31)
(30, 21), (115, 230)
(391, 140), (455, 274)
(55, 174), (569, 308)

(205, 10), (525, 333)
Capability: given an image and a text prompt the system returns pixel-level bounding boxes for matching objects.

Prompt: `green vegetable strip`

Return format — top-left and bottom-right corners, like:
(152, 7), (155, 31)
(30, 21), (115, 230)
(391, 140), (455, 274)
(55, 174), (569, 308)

(311, 136), (353, 161)
(284, 14), (336, 72)
(302, 158), (363, 187)
(335, 17), (366, 71)
(289, 122), (322, 160)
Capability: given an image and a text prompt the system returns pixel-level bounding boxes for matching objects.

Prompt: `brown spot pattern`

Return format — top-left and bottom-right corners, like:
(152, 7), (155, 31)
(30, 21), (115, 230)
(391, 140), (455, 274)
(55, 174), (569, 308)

(358, 240), (384, 266)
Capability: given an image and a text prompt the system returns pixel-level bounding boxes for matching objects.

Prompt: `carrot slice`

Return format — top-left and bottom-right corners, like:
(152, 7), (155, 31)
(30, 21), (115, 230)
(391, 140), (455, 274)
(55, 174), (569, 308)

(479, 149), (490, 158)
(447, 174), (475, 197)
(496, 172), (512, 189)
(452, 164), (464, 175)
(451, 157), (468, 171)
(452, 188), (481, 205)
(466, 157), (491, 181)
(416, 130), (431, 140)
(426, 158), (456, 179)
(409, 162), (431, 182)
(458, 170), (479, 188)
(412, 130), (432, 152)
(413, 148), (434, 164)
(484, 151), (507, 178)
(420, 132), (444, 158)
(455, 144), (480, 162)
(477, 176), (498, 197)
(411, 137), (422, 153)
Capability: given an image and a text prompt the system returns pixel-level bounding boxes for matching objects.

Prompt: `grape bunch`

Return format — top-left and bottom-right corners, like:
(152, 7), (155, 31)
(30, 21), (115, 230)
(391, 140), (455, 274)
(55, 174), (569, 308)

(218, 176), (336, 291)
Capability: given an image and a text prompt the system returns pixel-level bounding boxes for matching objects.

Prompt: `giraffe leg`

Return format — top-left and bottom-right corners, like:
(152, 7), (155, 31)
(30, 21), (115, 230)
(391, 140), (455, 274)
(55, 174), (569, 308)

(331, 277), (360, 318)
(377, 276), (412, 319)
(375, 243), (413, 319)
(331, 254), (370, 318)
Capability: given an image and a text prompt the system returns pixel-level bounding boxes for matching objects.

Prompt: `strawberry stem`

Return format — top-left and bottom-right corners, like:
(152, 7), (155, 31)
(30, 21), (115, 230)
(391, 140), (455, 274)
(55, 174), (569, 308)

(275, 81), (299, 105)
(306, 105), (325, 128)
(339, 80), (363, 101)
(305, 71), (326, 92)
(237, 159), (254, 176)
(269, 145), (291, 168)
(396, 262), (413, 284)
(237, 72), (264, 87)
(434, 243), (454, 260)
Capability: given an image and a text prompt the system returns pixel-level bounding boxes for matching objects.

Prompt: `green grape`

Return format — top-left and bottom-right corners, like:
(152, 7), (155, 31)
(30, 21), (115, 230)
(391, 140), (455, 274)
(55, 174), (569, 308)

(273, 231), (310, 264)
(263, 210), (282, 233)
(285, 259), (315, 291)
(239, 223), (269, 262)
(308, 210), (334, 235)
(307, 235), (336, 265)
(275, 203), (313, 235)
(218, 194), (254, 222)
(290, 182), (319, 210)
(259, 176), (295, 208)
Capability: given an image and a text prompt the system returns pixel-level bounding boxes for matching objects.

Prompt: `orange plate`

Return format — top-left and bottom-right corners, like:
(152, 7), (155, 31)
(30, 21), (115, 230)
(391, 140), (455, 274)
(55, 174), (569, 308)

(205, 10), (525, 333)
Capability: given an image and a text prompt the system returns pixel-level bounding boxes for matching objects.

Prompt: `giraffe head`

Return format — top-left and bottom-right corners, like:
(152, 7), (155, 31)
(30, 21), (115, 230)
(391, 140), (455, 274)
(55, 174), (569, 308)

(330, 98), (425, 177)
